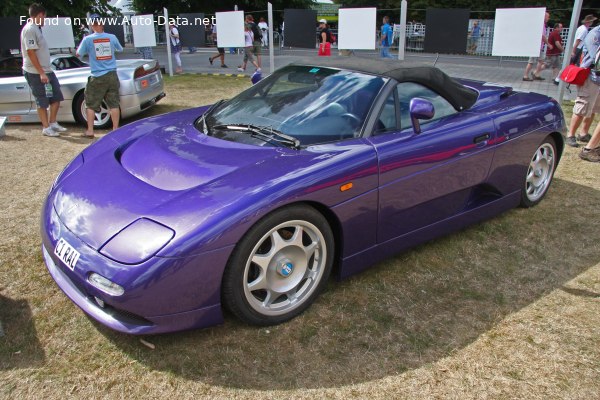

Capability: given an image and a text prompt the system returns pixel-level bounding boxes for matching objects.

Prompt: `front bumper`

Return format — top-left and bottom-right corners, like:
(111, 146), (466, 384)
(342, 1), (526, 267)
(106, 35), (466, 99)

(41, 199), (231, 335)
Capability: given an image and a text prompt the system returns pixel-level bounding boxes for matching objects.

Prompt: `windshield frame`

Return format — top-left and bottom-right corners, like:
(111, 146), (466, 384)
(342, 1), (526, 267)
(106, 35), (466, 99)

(203, 65), (389, 147)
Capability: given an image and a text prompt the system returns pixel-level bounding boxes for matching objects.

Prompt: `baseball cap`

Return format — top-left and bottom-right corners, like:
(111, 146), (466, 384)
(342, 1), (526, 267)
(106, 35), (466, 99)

(89, 13), (102, 24)
(319, 19), (327, 24)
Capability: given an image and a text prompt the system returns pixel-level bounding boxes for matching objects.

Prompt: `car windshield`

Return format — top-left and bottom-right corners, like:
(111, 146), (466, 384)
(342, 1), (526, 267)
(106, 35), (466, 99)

(205, 65), (387, 146)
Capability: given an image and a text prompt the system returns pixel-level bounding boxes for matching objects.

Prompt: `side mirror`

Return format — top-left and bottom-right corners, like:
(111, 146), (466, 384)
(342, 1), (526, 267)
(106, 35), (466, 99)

(409, 98), (435, 134)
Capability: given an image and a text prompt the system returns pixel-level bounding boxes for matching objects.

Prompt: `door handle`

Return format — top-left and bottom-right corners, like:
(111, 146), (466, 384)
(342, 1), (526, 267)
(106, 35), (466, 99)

(15, 85), (26, 89)
(473, 133), (490, 144)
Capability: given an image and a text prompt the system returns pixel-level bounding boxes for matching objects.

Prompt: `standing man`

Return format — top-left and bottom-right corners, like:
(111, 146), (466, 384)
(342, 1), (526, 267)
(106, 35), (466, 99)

(467, 21), (482, 54)
(76, 13), (123, 138)
(523, 12), (552, 81)
(571, 14), (596, 64)
(208, 24), (228, 68)
(380, 16), (393, 59)
(567, 25), (600, 149)
(168, 22), (183, 74)
(21, 3), (67, 137)
(258, 17), (269, 47)
(546, 23), (564, 85)
(318, 19), (332, 56)
(246, 15), (262, 69)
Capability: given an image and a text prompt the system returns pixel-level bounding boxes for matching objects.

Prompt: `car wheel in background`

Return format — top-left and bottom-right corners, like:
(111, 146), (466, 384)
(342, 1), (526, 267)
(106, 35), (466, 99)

(73, 92), (112, 129)
(222, 205), (334, 326)
(520, 137), (557, 208)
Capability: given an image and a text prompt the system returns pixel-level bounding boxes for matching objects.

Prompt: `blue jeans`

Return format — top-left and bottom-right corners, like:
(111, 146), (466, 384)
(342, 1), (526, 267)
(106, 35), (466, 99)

(380, 45), (392, 59)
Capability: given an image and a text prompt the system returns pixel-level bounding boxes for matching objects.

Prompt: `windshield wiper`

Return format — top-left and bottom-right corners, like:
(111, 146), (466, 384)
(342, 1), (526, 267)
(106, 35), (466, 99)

(197, 99), (226, 134)
(212, 124), (301, 149)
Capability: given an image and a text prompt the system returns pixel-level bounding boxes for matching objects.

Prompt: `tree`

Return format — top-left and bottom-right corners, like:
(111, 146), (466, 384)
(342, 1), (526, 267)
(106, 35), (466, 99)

(130, 0), (315, 17)
(1, 0), (118, 19)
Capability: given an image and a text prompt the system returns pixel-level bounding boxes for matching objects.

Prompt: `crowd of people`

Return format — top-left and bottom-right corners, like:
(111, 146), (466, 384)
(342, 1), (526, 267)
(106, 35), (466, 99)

(522, 12), (600, 162)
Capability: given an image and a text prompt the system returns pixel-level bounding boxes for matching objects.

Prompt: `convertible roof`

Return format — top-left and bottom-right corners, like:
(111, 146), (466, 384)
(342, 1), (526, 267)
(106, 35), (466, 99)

(290, 57), (479, 111)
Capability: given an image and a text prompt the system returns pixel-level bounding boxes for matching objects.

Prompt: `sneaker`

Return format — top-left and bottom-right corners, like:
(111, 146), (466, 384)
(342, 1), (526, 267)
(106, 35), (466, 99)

(522, 76), (533, 81)
(50, 122), (67, 132)
(208, 57), (213, 65)
(576, 133), (592, 143)
(553, 79), (559, 85)
(256, 68), (262, 73)
(237, 67), (244, 72)
(579, 146), (600, 162)
(42, 127), (59, 137)
(221, 64), (228, 68)
(565, 136), (579, 147)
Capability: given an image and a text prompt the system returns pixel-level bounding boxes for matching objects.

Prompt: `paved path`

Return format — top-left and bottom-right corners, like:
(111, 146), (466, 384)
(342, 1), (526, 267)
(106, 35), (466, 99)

(120, 47), (576, 101)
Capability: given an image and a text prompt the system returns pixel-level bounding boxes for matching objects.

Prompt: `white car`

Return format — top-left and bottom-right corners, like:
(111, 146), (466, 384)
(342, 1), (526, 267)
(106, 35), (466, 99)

(0, 54), (165, 128)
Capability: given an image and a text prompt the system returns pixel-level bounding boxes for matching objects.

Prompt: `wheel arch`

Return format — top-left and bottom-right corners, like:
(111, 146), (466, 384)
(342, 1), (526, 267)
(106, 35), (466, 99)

(71, 89), (86, 124)
(548, 131), (564, 161)
(300, 200), (344, 279)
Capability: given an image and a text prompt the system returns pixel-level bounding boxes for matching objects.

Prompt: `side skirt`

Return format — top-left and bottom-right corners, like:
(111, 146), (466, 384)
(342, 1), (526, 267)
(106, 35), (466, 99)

(338, 190), (521, 279)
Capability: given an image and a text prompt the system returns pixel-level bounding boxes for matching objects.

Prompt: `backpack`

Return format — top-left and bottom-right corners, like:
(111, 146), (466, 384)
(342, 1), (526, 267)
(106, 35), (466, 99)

(250, 22), (262, 41)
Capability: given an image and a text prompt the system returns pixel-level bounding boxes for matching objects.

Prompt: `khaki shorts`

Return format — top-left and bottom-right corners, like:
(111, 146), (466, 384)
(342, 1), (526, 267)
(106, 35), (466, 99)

(85, 71), (120, 112)
(528, 49), (546, 65)
(573, 77), (600, 118)
(253, 40), (261, 55)
(547, 55), (561, 69)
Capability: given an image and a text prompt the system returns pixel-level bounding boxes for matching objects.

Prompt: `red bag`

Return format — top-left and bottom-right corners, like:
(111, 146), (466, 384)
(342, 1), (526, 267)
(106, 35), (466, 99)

(560, 65), (590, 86)
(318, 42), (331, 56)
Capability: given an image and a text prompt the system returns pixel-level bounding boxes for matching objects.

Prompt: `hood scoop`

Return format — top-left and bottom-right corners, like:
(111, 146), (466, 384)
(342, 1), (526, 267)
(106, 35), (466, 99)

(118, 126), (263, 191)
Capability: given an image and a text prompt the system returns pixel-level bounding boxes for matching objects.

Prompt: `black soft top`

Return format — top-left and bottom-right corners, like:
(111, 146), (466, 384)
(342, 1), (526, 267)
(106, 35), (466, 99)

(290, 57), (479, 111)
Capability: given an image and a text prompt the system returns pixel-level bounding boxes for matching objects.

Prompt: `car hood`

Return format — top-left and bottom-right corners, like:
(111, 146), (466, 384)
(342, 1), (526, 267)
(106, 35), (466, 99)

(118, 123), (271, 191)
(50, 108), (376, 256)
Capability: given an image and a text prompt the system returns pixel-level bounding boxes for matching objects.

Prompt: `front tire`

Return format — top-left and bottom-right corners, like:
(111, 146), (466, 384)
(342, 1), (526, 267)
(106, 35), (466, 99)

(520, 137), (557, 207)
(222, 205), (334, 326)
(73, 92), (112, 129)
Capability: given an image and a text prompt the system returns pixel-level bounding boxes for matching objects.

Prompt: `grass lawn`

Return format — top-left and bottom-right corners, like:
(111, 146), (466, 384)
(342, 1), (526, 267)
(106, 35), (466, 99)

(1, 75), (599, 399)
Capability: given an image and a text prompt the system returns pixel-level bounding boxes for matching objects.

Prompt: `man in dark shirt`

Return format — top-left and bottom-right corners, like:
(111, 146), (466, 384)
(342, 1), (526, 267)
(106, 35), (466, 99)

(546, 23), (564, 84)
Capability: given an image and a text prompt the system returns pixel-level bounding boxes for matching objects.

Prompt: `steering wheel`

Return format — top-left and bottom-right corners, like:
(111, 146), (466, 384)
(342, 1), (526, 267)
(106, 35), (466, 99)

(340, 113), (361, 126)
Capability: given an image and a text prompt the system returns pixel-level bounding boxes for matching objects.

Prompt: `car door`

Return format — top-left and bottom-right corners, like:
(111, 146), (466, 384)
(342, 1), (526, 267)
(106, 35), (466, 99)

(0, 57), (32, 116)
(367, 81), (497, 243)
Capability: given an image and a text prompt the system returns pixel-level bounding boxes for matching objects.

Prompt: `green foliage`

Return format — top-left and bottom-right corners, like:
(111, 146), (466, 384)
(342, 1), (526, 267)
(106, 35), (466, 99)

(1, 0), (118, 18)
(130, 0), (315, 16)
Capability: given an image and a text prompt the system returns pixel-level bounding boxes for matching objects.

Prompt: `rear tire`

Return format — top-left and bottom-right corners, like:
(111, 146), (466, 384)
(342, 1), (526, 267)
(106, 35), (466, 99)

(520, 137), (557, 207)
(73, 92), (112, 129)
(222, 205), (334, 326)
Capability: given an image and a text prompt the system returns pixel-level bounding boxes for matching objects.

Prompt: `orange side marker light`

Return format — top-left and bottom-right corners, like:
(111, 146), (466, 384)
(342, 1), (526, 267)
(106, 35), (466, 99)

(340, 182), (353, 192)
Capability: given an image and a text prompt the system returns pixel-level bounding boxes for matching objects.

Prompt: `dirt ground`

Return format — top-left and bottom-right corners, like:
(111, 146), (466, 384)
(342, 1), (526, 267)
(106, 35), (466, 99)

(0, 76), (599, 399)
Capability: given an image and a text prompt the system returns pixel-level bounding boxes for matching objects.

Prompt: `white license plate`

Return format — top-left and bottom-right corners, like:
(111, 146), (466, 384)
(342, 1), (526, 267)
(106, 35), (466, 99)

(54, 238), (81, 271)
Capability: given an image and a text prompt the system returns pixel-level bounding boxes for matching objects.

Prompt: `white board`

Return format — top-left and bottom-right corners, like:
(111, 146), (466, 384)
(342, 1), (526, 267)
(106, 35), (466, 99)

(131, 15), (156, 47)
(492, 8), (546, 57)
(337, 8), (377, 50)
(215, 11), (245, 48)
(42, 18), (75, 49)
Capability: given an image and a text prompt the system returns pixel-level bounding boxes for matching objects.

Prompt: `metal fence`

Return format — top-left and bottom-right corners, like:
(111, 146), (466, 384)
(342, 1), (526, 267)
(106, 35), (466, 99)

(388, 20), (572, 61)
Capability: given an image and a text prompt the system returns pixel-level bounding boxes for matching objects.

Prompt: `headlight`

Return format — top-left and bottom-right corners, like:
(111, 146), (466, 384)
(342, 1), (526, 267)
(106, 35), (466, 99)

(88, 273), (125, 296)
(99, 218), (174, 264)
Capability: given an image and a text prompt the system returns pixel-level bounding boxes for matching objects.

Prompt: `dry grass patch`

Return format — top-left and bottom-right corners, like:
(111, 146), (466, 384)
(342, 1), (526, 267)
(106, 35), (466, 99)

(1, 77), (599, 398)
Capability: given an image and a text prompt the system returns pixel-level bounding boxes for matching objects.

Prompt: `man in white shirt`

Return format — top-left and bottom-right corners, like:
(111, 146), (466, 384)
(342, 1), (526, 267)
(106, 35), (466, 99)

(20, 3), (67, 137)
(571, 14), (597, 64)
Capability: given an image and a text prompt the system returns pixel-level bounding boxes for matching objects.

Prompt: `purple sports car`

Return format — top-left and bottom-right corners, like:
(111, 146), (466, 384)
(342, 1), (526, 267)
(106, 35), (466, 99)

(41, 59), (565, 334)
